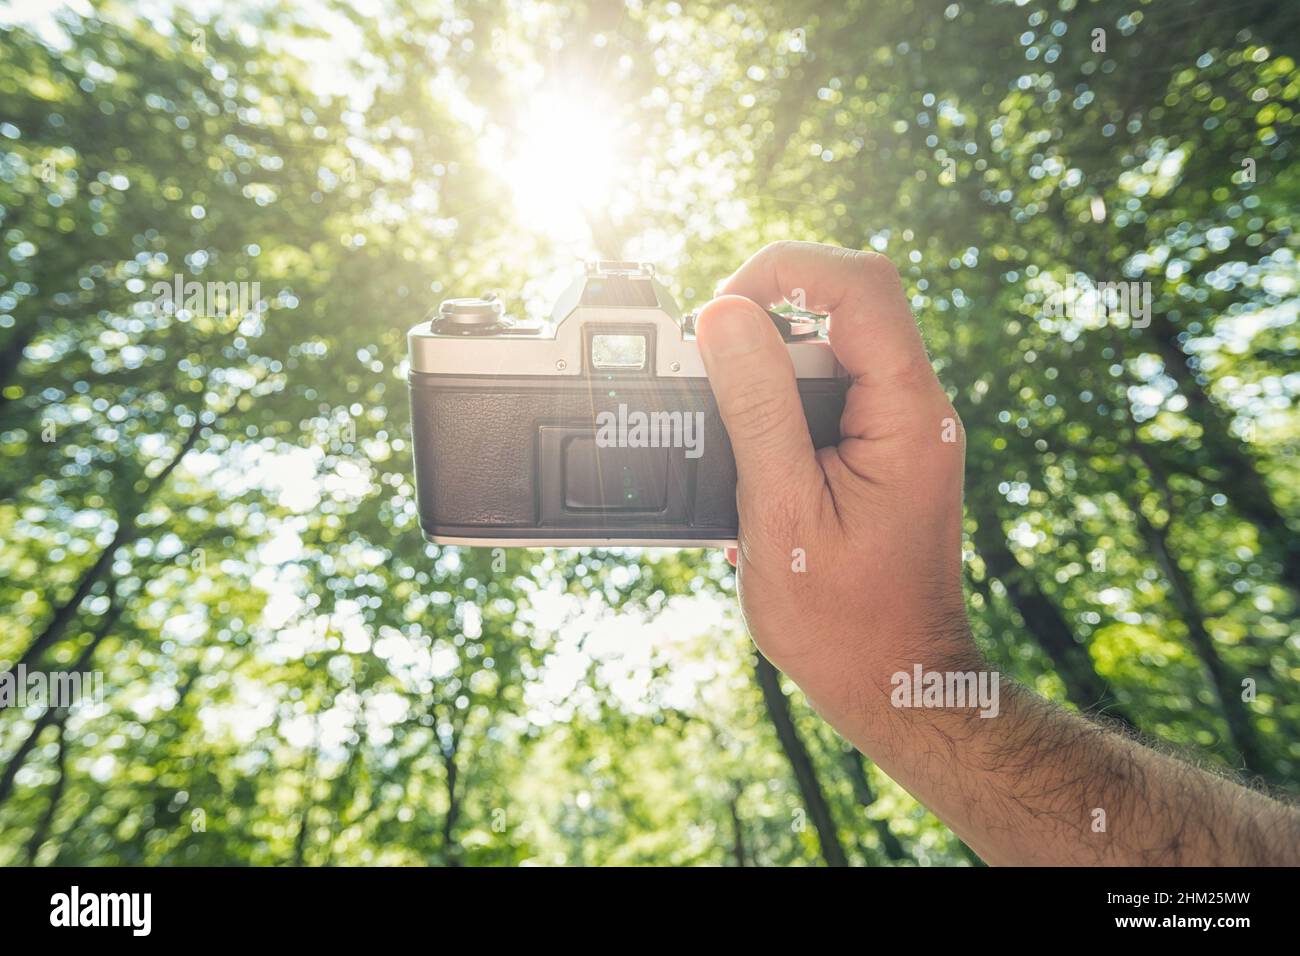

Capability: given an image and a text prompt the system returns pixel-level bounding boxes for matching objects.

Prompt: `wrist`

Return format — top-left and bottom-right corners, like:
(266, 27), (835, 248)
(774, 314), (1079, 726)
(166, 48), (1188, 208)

(836, 622), (993, 753)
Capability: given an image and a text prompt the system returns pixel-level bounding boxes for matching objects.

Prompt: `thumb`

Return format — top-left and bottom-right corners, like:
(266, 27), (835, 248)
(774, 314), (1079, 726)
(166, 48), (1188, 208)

(695, 296), (823, 531)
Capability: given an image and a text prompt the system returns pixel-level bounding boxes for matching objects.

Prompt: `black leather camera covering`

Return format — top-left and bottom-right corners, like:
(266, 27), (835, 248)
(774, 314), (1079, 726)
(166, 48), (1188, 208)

(408, 372), (848, 543)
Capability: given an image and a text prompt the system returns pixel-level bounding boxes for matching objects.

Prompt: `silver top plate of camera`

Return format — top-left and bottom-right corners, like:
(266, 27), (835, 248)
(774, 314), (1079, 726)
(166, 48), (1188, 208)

(407, 261), (845, 379)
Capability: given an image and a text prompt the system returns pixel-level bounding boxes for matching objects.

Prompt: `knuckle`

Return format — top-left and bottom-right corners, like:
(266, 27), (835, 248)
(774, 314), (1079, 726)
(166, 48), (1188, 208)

(856, 250), (902, 286)
(755, 239), (797, 270)
(888, 353), (941, 391)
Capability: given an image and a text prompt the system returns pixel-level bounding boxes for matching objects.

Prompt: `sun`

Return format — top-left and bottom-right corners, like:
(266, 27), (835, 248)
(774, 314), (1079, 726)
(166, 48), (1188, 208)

(494, 91), (625, 239)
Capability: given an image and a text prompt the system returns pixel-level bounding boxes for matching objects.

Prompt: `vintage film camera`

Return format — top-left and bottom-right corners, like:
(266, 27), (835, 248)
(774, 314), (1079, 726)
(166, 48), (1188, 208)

(407, 261), (848, 546)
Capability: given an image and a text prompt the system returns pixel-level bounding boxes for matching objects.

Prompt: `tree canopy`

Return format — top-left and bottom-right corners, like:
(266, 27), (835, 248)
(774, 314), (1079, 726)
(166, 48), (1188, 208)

(0, 0), (1297, 865)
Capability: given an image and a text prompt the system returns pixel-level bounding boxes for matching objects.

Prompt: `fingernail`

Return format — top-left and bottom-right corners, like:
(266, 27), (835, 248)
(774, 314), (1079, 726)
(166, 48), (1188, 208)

(698, 301), (763, 358)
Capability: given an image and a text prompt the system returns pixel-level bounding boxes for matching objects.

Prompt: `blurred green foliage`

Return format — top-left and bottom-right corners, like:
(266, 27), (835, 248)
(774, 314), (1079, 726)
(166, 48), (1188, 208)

(0, 0), (1297, 865)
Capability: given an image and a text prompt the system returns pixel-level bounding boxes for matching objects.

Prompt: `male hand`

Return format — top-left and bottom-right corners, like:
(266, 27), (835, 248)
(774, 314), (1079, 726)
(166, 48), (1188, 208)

(696, 241), (973, 743)
(697, 241), (1300, 866)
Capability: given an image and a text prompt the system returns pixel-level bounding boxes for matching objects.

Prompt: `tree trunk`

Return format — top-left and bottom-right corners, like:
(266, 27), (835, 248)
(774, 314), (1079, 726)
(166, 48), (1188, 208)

(6, 522), (130, 680)
(1150, 326), (1300, 598)
(971, 507), (1136, 729)
(50, 660), (201, 865)
(753, 651), (849, 867)
(839, 745), (906, 863)
(728, 782), (747, 867)
(0, 321), (40, 396)
(24, 716), (68, 864)
(1126, 445), (1270, 773)
(440, 736), (462, 866)
(0, 705), (64, 810)
(1132, 506), (1268, 773)
(0, 598), (120, 807)
(292, 750), (318, 867)
(5, 415), (201, 678)
(321, 737), (364, 867)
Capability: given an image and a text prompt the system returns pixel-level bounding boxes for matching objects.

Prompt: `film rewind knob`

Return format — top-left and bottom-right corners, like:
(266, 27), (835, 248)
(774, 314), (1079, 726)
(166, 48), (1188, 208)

(432, 295), (509, 334)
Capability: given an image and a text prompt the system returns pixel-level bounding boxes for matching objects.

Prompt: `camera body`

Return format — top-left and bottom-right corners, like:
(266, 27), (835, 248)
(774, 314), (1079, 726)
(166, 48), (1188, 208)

(407, 261), (848, 546)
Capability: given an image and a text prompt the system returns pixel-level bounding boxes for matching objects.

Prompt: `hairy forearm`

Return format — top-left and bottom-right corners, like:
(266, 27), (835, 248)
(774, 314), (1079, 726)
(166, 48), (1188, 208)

(832, 667), (1300, 866)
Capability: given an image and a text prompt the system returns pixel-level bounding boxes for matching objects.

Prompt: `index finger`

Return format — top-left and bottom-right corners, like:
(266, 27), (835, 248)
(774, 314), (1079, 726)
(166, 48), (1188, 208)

(719, 240), (931, 388)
